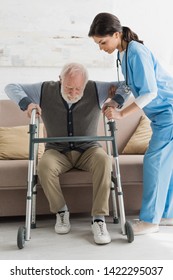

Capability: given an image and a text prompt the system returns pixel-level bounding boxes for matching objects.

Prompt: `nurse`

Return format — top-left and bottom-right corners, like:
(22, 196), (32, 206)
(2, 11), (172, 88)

(88, 12), (173, 235)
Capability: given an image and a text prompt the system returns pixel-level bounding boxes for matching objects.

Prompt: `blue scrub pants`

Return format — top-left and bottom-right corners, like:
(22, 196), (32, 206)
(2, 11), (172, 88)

(140, 122), (173, 224)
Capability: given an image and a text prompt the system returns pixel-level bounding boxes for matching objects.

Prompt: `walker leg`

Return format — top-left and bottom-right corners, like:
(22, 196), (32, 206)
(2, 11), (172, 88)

(108, 120), (134, 242)
(31, 175), (37, 229)
(17, 159), (34, 249)
(103, 116), (119, 223)
(25, 160), (34, 240)
(110, 177), (119, 224)
(31, 121), (39, 229)
(17, 110), (39, 249)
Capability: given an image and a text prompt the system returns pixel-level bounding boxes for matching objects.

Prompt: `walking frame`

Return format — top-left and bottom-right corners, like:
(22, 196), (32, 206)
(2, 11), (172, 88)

(17, 108), (134, 249)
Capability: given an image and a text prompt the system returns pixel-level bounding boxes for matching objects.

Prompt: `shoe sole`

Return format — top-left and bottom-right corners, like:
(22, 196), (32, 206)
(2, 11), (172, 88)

(55, 226), (71, 234)
(94, 239), (111, 245)
(159, 223), (173, 226)
(134, 228), (159, 236)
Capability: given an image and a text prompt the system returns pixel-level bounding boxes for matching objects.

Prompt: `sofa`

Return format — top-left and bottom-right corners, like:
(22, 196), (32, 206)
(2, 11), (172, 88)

(0, 99), (150, 217)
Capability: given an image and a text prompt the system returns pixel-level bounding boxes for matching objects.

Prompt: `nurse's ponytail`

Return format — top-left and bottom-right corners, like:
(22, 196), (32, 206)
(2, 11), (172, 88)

(122, 26), (143, 44)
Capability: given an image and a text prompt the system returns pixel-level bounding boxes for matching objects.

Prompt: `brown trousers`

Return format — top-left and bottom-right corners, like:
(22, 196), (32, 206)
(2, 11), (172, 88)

(37, 147), (112, 216)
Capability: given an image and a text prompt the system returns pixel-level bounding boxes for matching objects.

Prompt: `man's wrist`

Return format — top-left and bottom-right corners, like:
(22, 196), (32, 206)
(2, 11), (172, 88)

(19, 97), (32, 111)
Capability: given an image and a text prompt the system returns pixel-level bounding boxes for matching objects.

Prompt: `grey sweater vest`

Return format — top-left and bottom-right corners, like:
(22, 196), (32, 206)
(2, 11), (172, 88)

(40, 80), (101, 153)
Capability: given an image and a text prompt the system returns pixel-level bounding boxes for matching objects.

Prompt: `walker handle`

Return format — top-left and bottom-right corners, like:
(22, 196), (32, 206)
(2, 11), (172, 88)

(30, 108), (40, 125)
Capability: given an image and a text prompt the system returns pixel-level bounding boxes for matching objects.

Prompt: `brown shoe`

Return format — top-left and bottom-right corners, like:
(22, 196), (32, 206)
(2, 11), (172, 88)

(132, 220), (159, 235)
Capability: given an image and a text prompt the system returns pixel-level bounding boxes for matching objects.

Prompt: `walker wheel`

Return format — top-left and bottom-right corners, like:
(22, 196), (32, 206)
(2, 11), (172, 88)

(125, 221), (134, 243)
(17, 226), (26, 249)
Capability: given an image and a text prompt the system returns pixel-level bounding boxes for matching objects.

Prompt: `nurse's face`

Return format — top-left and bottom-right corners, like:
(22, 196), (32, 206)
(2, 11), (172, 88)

(92, 33), (122, 53)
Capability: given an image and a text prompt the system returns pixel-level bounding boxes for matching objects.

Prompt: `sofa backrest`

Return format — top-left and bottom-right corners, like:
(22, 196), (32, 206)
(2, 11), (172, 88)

(0, 99), (29, 126)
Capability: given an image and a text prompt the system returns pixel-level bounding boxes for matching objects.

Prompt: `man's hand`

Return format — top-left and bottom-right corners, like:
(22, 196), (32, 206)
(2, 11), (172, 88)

(27, 103), (42, 118)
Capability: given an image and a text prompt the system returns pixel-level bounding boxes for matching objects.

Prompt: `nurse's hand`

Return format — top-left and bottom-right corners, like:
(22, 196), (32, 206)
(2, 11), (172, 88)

(102, 99), (118, 112)
(104, 106), (122, 120)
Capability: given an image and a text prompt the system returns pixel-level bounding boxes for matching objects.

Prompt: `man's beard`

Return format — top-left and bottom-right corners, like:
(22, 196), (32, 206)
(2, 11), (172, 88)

(61, 90), (83, 104)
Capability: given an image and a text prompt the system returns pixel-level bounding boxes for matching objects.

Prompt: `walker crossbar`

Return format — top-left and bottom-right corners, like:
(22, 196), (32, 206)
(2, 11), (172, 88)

(32, 135), (115, 144)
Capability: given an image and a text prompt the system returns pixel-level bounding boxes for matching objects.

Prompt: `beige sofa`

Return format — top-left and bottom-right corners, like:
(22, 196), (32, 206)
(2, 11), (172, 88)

(0, 99), (146, 217)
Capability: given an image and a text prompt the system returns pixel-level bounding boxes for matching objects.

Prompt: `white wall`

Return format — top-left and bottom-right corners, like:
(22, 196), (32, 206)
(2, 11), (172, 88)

(1, 0), (173, 99)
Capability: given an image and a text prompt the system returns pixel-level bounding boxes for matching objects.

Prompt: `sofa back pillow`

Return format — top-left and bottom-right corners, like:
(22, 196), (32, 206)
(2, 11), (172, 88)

(122, 115), (152, 154)
(0, 124), (44, 159)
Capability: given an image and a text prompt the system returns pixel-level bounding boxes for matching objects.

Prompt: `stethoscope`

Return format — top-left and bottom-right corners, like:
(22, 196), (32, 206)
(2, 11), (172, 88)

(116, 43), (131, 94)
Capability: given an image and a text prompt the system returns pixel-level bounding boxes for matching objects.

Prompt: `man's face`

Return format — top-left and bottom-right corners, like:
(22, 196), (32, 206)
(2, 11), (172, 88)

(61, 74), (85, 104)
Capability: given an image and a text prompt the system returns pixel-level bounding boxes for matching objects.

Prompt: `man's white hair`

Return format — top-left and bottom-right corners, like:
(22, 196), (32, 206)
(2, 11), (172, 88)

(60, 62), (89, 87)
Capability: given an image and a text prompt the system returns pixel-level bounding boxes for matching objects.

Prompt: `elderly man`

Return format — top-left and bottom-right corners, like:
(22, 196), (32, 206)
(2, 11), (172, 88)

(5, 62), (127, 245)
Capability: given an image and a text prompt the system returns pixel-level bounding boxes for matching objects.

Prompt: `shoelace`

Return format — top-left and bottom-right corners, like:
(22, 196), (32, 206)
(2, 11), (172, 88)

(59, 213), (67, 225)
(96, 222), (105, 235)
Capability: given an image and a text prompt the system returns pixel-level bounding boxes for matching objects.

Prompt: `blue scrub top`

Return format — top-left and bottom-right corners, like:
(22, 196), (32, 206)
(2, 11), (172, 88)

(121, 41), (173, 128)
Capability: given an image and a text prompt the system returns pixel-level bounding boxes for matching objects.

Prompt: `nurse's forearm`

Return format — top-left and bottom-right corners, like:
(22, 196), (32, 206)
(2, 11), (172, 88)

(121, 102), (141, 118)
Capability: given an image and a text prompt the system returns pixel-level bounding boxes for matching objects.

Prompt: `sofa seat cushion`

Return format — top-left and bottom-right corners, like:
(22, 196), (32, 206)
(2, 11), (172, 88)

(115, 155), (144, 183)
(0, 160), (28, 188)
(0, 160), (93, 189)
(0, 155), (144, 189)
(60, 155), (144, 186)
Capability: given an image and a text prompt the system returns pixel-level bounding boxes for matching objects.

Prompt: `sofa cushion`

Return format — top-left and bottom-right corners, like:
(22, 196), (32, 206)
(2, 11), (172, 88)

(0, 155), (143, 188)
(0, 159), (93, 189)
(118, 155), (144, 183)
(0, 160), (28, 188)
(0, 124), (45, 160)
(122, 115), (152, 154)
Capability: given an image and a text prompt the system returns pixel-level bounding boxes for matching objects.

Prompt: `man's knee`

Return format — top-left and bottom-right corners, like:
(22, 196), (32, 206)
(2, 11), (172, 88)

(37, 156), (57, 178)
(93, 150), (112, 170)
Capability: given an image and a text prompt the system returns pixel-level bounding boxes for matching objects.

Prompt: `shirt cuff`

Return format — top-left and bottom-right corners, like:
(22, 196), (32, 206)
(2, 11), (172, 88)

(135, 92), (157, 109)
(19, 97), (32, 111)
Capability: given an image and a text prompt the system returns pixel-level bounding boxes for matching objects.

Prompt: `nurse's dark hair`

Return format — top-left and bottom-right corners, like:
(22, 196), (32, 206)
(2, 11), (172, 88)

(88, 12), (143, 44)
